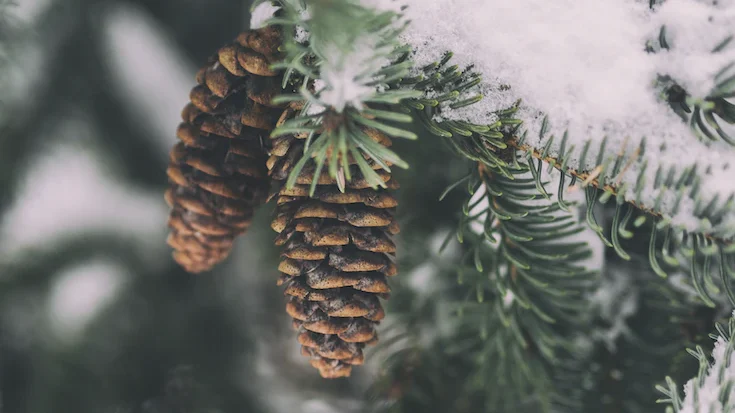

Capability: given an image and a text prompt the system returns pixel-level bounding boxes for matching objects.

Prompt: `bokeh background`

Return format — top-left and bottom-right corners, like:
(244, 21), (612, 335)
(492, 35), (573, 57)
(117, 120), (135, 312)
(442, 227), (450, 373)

(0, 1), (467, 412)
(4, 1), (725, 412)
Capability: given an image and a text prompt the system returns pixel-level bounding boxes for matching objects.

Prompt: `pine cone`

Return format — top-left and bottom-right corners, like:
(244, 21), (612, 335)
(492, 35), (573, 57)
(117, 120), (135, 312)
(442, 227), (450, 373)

(165, 27), (285, 273)
(268, 104), (400, 378)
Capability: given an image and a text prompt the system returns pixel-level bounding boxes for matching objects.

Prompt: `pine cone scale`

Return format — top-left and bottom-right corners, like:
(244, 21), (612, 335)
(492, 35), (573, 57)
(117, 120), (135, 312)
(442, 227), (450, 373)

(236, 26), (281, 56)
(268, 104), (399, 378)
(165, 27), (284, 273)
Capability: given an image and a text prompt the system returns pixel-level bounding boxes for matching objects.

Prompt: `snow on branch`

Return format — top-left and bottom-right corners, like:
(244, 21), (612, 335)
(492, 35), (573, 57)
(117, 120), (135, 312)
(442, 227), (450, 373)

(658, 311), (735, 413)
(251, 0), (421, 191)
(259, 0), (414, 113)
(314, 31), (394, 112)
(398, 0), (735, 239)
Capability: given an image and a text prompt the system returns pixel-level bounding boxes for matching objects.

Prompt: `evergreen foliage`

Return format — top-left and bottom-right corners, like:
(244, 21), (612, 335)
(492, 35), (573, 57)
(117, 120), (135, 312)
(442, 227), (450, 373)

(1, 0), (734, 412)
(257, 0), (420, 192)
(657, 314), (735, 413)
(0, 1), (272, 411)
(254, 0), (735, 411)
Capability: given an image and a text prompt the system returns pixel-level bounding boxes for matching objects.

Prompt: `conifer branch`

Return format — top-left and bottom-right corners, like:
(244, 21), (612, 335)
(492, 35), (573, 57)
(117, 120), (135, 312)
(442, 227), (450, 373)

(256, 0), (421, 192)
(407, 51), (735, 308)
(507, 136), (734, 244)
(649, 24), (735, 147)
(657, 312), (735, 413)
(370, 158), (597, 411)
(508, 135), (735, 307)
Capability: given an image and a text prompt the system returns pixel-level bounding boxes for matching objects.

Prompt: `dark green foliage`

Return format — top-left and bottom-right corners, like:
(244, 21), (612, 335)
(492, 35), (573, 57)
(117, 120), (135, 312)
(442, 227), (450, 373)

(368, 160), (599, 412)
(0, 229), (268, 412)
(368, 44), (735, 412)
(405, 52), (515, 177)
(368, 168), (730, 412)
(410, 47), (735, 310)
(1, 1), (734, 412)
(581, 234), (721, 413)
(0, 1), (271, 412)
(657, 315), (735, 412)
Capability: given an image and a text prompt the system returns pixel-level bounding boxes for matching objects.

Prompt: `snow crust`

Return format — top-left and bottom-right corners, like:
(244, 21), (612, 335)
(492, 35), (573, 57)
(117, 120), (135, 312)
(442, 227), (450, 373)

(394, 0), (735, 237)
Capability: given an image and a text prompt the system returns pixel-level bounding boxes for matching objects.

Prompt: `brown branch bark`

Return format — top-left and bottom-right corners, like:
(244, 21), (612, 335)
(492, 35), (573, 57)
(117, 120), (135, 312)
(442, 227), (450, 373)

(505, 139), (733, 246)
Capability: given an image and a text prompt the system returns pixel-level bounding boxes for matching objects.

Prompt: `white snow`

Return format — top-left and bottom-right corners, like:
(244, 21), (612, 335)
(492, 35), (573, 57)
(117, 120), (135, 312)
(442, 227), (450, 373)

(0, 118), (169, 262)
(47, 259), (127, 343)
(589, 268), (638, 351)
(501, 290), (515, 308)
(392, 0), (735, 237)
(251, 0), (735, 235)
(360, 0), (405, 13)
(100, 3), (194, 156)
(13, 0), (54, 22)
(257, 0), (400, 112)
(652, 0), (735, 97)
(405, 230), (459, 295)
(316, 36), (387, 112)
(251, 1), (281, 28)
(1, 0), (51, 125)
(679, 310), (735, 413)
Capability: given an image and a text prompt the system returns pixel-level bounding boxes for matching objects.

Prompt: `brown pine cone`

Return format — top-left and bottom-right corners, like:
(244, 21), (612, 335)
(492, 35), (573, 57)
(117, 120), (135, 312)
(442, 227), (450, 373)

(165, 26), (285, 273)
(268, 104), (400, 378)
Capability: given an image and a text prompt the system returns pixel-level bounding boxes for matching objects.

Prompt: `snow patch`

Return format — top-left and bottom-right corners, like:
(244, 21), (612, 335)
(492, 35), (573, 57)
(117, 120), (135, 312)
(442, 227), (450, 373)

(651, 0), (735, 97)
(47, 260), (127, 343)
(0, 119), (168, 260)
(100, 3), (193, 156)
(405, 262), (440, 296)
(360, 0), (405, 13)
(251, 2), (281, 28)
(400, 0), (735, 237)
(589, 268), (639, 351)
(679, 310), (735, 413)
(317, 35), (392, 112)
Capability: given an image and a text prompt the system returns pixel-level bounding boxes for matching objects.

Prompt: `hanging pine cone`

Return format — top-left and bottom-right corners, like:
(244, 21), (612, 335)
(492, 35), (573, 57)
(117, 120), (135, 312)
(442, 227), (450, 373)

(165, 26), (285, 273)
(268, 104), (400, 378)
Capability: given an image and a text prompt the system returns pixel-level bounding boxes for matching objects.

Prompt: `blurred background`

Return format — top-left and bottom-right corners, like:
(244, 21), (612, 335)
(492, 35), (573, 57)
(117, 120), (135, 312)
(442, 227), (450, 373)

(2, 1), (724, 412)
(0, 1), (468, 412)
